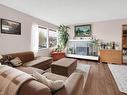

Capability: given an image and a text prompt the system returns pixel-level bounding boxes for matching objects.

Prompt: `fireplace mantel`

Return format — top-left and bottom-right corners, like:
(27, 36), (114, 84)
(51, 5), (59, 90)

(69, 39), (92, 42)
(66, 39), (99, 61)
(66, 54), (98, 61)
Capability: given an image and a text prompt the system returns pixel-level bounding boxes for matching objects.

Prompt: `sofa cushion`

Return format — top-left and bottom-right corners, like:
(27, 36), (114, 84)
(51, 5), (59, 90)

(43, 72), (67, 81)
(16, 67), (45, 75)
(24, 57), (52, 70)
(33, 71), (64, 91)
(24, 57), (52, 66)
(54, 72), (84, 95)
(18, 80), (51, 95)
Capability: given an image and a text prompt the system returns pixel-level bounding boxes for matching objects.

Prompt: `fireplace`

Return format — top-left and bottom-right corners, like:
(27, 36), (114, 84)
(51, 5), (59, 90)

(66, 39), (99, 61)
(75, 47), (89, 55)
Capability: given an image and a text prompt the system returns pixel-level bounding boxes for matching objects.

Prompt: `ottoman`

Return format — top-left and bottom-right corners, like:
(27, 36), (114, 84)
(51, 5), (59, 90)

(51, 58), (77, 77)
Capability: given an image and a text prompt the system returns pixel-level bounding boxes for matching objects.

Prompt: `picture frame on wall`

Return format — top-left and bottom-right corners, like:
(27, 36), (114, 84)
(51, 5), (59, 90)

(1, 18), (21, 35)
(74, 24), (91, 37)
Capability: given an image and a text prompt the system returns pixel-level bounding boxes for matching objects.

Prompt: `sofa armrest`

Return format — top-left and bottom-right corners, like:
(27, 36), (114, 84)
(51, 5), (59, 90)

(54, 72), (84, 95)
(18, 80), (51, 95)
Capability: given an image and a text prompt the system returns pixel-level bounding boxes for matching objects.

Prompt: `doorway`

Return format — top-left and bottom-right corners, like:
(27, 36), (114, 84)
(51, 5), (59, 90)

(122, 25), (127, 64)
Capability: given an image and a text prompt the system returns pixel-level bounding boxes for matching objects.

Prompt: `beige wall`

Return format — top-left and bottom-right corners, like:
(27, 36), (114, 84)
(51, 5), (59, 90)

(68, 19), (127, 49)
(1, 4), (127, 56)
(0, 4), (57, 56)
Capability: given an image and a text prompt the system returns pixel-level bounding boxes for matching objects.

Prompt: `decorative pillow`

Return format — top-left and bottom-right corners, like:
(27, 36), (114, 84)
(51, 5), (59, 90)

(10, 57), (23, 67)
(0, 54), (3, 59)
(0, 55), (2, 65)
(33, 71), (64, 91)
(0, 55), (13, 66)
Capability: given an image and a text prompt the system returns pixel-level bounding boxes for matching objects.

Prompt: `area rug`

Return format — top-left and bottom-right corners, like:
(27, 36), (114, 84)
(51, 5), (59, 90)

(108, 64), (127, 94)
(45, 63), (90, 86)
(75, 63), (90, 86)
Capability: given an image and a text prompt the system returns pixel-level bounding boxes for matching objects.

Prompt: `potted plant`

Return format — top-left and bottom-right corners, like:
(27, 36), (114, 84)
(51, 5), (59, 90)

(57, 25), (70, 51)
(91, 38), (99, 56)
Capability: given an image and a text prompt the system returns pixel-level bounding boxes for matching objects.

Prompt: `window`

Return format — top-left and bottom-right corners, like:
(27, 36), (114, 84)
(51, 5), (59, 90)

(49, 29), (58, 48)
(38, 26), (57, 49)
(38, 27), (48, 49)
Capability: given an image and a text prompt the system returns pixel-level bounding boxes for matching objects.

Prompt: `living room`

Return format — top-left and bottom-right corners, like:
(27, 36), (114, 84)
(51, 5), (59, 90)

(0, 0), (127, 95)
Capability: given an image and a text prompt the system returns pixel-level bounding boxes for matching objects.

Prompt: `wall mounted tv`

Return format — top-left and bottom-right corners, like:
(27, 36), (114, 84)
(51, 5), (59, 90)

(1, 19), (21, 35)
(75, 24), (91, 37)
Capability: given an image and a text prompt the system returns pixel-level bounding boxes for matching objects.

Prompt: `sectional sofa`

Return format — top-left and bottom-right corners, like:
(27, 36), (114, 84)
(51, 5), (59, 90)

(0, 51), (84, 95)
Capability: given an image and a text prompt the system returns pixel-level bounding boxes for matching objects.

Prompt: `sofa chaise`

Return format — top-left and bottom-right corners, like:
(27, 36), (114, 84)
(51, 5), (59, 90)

(3, 51), (53, 70)
(18, 71), (84, 95)
(0, 65), (84, 95)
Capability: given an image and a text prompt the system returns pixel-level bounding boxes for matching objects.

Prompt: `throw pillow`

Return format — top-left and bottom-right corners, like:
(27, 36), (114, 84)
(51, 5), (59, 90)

(0, 55), (13, 66)
(0, 54), (3, 59)
(33, 71), (64, 91)
(0, 54), (2, 65)
(10, 57), (23, 67)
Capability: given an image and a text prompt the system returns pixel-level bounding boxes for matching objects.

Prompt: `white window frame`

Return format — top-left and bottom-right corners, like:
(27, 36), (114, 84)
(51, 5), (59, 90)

(48, 28), (58, 48)
(38, 26), (57, 50)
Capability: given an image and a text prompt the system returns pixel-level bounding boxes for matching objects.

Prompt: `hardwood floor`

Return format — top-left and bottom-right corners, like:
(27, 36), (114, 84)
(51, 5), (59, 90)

(78, 60), (126, 95)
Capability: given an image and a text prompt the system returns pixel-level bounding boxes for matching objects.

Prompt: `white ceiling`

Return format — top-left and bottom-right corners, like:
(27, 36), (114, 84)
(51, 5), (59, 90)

(0, 0), (127, 25)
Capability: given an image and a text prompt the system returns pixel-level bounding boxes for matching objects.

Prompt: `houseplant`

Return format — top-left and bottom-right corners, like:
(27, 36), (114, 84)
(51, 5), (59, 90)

(51, 25), (70, 60)
(91, 38), (99, 56)
(57, 25), (70, 51)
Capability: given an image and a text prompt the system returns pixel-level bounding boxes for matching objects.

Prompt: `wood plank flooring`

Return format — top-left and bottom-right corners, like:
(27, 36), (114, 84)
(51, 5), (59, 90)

(78, 60), (126, 95)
